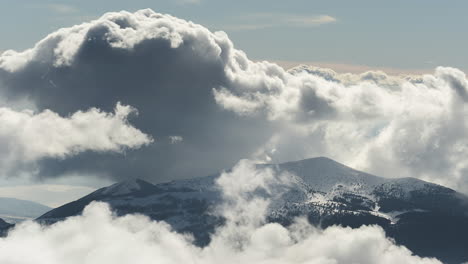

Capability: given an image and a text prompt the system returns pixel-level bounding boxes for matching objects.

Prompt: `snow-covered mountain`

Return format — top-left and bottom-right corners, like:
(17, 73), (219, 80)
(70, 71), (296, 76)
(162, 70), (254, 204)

(32, 157), (468, 263)
(0, 197), (52, 223)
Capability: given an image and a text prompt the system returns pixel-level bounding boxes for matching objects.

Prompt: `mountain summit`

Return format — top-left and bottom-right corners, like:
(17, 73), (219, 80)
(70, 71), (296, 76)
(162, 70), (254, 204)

(35, 157), (468, 263)
(97, 179), (159, 197)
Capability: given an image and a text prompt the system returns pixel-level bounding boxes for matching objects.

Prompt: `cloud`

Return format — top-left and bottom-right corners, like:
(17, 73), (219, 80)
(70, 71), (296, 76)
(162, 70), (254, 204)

(169, 135), (183, 144)
(213, 63), (468, 192)
(288, 64), (424, 87)
(1, 8), (468, 195)
(0, 161), (441, 264)
(176, 0), (201, 5)
(48, 4), (79, 14)
(0, 102), (152, 177)
(220, 13), (337, 31)
(285, 14), (337, 26)
(271, 60), (437, 75)
(0, 9), (274, 183)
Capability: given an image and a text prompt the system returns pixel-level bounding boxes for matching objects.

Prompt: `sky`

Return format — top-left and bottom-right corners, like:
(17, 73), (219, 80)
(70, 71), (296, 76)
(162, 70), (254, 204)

(1, 0), (467, 73)
(1, 1), (468, 208)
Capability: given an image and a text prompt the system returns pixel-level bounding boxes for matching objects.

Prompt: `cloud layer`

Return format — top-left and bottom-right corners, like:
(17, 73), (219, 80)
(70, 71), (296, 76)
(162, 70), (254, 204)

(0, 9), (468, 194)
(0, 162), (441, 264)
(216, 63), (468, 191)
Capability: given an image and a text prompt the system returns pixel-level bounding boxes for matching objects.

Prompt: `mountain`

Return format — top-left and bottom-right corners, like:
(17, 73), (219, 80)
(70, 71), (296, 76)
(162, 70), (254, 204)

(0, 218), (11, 229)
(38, 176), (222, 244)
(0, 217), (12, 236)
(0, 197), (52, 223)
(37, 157), (468, 264)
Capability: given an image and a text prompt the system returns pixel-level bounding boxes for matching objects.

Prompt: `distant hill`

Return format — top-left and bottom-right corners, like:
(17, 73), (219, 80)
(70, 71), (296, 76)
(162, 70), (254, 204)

(0, 197), (51, 223)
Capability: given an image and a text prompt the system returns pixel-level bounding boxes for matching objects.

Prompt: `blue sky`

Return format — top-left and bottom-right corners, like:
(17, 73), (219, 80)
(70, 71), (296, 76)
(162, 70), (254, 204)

(1, 0), (467, 73)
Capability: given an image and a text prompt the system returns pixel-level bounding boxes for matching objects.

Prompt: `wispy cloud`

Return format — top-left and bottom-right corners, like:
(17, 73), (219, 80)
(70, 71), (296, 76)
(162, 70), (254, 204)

(269, 60), (437, 75)
(220, 13), (337, 31)
(221, 23), (275, 31)
(176, 0), (201, 5)
(48, 3), (79, 14)
(286, 15), (337, 26)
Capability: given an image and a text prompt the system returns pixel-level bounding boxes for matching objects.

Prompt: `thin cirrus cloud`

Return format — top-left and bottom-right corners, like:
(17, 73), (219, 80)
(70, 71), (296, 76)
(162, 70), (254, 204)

(284, 14), (337, 26)
(220, 13), (337, 31)
(176, 0), (201, 5)
(47, 4), (79, 14)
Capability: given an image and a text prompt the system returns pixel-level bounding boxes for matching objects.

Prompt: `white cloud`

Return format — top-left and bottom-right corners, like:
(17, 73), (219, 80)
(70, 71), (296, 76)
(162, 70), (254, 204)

(0, 9), (276, 182)
(0, 102), (152, 175)
(220, 13), (337, 31)
(0, 162), (441, 264)
(48, 4), (79, 14)
(271, 60), (438, 75)
(285, 14), (337, 26)
(169, 135), (183, 144)
(214, 62), (468, 191)
(176, 0), (201, 5)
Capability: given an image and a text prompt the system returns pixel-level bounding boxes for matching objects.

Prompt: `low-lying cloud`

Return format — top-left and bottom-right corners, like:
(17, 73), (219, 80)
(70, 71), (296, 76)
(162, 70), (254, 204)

(0, 161), (441, 264)
(0, 8), (468, 194)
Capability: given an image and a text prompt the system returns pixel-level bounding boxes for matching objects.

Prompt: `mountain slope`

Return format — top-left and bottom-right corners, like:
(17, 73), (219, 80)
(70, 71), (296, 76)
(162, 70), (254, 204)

(38, 176), (222, 244)
(0, 218), (12, 236)
(0, 218), (10, 229)
(37, 157), (468, 264)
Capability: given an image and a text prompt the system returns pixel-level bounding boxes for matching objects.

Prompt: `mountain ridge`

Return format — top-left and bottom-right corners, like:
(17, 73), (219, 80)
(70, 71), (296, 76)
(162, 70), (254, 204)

(17, 157), (468, 263)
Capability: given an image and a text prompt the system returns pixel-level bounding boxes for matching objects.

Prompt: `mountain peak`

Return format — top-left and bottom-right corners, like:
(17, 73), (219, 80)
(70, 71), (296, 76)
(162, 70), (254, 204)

(100, 178), (157, 196)
(275, 156), (384, 193)
(279, 156), (349, 168)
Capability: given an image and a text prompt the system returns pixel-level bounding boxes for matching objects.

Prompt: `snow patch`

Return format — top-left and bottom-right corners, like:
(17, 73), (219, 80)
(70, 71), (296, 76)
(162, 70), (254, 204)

(101, 179), (144, 196)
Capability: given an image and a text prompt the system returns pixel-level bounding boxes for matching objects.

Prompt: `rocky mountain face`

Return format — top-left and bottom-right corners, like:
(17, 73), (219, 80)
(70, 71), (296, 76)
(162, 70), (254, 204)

(33, 157), (468, 263)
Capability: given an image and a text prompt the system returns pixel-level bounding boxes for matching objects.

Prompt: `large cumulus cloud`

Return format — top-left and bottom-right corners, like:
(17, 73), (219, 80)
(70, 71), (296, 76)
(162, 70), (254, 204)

(0, 162), (441, 264)
(0, 9), (274, 183)
(1, 8), (468, 193)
